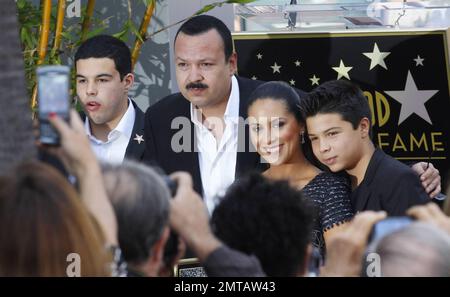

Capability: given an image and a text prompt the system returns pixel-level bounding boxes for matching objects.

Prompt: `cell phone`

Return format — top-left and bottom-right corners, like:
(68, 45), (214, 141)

(37, 65), (70, 146)
(368, 217), (413, 243)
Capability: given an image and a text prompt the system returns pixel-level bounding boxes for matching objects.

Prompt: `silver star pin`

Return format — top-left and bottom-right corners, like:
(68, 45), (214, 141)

(134, 134), (144, 144)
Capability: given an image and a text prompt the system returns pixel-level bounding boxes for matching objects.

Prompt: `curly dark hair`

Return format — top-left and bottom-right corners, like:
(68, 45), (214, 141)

(211, 172), (315, 276)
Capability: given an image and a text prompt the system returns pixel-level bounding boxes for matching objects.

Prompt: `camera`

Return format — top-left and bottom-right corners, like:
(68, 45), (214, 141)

(162, 175), (178, 197)
(37, 65), (70, 146)
(161, 175), (181, 268)
(368, 217), (413, 243)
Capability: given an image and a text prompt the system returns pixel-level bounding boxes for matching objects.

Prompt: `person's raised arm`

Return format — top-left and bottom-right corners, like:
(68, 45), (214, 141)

(321, 211), (386, 277)
(48, 110), (118, 246)
(168, 172), (265, 277)
(407, 203), (450, 235)
(168, 172), (221, 262)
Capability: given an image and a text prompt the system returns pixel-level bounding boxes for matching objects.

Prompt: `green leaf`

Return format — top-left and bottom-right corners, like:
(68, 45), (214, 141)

(85, 27), (107, 40)
(113, 22), (130, 41)
(194, 4), (217, 15)
(226, 0), (257, 4)
(17, 0), (27, 9)
(129, 21), (144, 43)
(141, 0), (155, 5)
(60, 31), (72, 40)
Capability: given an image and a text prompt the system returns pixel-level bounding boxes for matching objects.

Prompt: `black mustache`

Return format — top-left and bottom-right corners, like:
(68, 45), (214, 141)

(186, 82), (208, 89)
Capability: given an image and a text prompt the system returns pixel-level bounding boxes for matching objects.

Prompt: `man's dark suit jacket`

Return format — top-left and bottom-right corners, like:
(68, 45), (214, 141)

(351, 148), (429, 216)
(143, 76), (277, 195)
(123, 100), (146, 161)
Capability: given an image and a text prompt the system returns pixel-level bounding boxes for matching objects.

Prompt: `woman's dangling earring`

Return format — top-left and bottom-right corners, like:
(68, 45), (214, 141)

(301, 132), (305, 144)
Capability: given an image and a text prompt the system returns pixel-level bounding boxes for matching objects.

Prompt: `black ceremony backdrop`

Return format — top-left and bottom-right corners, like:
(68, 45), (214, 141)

(234, 29), (450, 186)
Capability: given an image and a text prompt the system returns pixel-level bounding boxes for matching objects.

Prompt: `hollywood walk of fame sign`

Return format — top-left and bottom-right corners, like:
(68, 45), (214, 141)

(233, 29), (450, 184)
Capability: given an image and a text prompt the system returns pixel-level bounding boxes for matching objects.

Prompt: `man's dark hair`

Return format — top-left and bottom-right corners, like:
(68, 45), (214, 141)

(211, 173), (315, 276)
(247, 81), (323, 170)
(300, 80), (371, 131)
(74, 35), (131, 80)
(175, 15), (233, 61)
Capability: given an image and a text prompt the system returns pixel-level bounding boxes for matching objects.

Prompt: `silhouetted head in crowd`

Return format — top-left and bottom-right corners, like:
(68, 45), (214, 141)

(211, 173), (315, 276)
(102, 161), (171, 277)
(370, 222), (450, 277)
(0, 161), (108, 276)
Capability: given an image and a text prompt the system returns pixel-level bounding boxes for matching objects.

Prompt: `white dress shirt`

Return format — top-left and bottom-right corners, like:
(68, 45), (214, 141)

(191, 76), (240, 215)
(85, 99), (135, 164)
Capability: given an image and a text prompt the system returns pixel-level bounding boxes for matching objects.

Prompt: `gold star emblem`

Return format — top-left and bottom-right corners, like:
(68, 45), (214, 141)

(134, 134), (144, 144)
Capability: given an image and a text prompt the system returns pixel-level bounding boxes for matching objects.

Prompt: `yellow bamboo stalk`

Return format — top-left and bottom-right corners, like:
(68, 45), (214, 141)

(31, 0), (52, 110)
(52, 0), (67, 54)
(81, 0), (96, 42)
(131, 0), (156, 68)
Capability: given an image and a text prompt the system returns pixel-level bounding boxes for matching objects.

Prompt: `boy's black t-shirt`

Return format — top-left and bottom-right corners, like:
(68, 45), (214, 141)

(350, 148), (428, 216)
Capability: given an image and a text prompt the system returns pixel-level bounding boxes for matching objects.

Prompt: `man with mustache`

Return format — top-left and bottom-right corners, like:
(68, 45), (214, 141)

(143, 16), (442, 215)
(75, 35), (146, 164)
(143, 15), (276, 215)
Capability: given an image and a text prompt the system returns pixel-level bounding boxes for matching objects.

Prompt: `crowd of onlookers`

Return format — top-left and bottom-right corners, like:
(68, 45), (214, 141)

(0, 109), (448, 277)
(0, 14), (448, 277)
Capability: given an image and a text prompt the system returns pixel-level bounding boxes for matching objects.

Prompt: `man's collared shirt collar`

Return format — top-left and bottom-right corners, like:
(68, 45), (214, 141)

(85, 98), (135, 144)
(190, 75), (240, 128)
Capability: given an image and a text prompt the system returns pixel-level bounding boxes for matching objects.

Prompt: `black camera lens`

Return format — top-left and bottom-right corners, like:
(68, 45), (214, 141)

(161, 175), (180, 269)
(162, 176), (178, 197)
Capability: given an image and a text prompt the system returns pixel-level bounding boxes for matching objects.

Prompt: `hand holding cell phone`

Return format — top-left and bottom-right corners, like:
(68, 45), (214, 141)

(37, 65), (70, 146)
